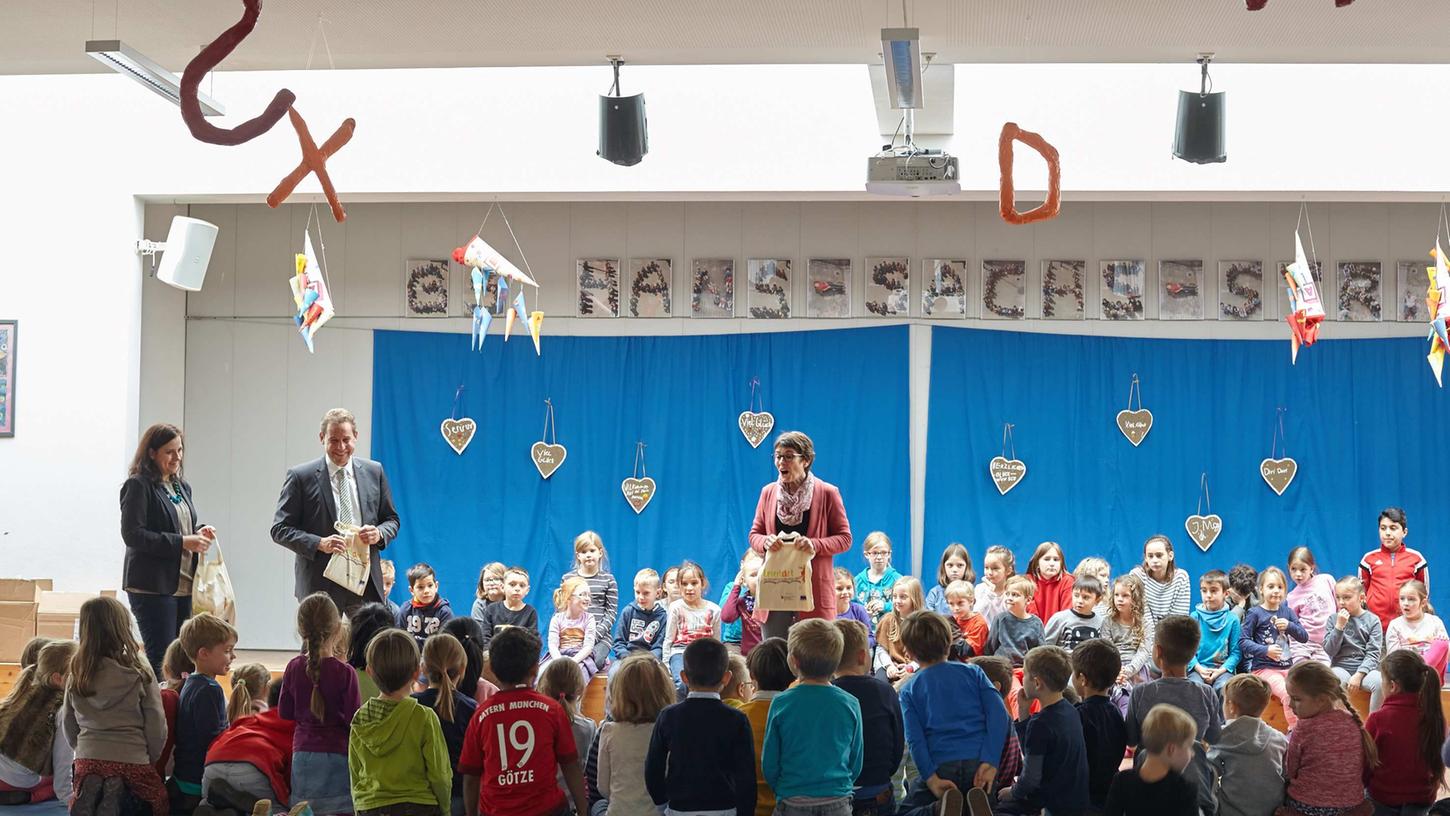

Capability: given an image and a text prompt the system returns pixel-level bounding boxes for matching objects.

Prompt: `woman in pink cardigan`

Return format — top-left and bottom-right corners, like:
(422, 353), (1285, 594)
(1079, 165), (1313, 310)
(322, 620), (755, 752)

(748, 430), (853, 640)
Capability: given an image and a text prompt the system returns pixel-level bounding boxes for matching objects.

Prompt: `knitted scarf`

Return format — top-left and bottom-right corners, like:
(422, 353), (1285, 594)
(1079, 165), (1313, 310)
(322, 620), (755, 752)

(775, 473), (815, 527)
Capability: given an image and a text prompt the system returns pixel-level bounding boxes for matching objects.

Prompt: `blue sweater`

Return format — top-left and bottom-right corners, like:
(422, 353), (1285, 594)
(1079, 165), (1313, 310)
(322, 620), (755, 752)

(1239, 604), (1308, 671)
(762, 684), (863, 799)
(611, 601), (667, 660)
(898, 661), (1009, 780)
(174, 674), (227, 788)
(1190, 603), (1243, 672)
(644, 694), (756, 815)
(1010, 699), (1091, 815)
(925, 584), (951, 615)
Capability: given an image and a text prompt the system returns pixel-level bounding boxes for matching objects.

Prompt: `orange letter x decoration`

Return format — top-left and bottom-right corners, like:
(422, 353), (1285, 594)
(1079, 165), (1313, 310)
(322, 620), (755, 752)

(998, 122), (1062, 226)
(267, 107), (356, 223)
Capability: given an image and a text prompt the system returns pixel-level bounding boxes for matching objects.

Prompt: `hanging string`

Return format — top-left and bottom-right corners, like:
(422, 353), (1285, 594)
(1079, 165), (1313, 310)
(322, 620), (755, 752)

(305, 13), (337, 71)
(1197, 472), (1212, 516)
(1437, 200), (1450, 249)
(748, 377), (764, 413)
(632, 441), (648, 479)
(1000, 423), (1016, 460)
(476, 200), (539, 291)
(1126, 373), (1142, 411)
(540, 399), (559, 445)
(1269, 407), (1288, 459)
(1296, 200), (1320, 268)
(448, 385), (466, 421)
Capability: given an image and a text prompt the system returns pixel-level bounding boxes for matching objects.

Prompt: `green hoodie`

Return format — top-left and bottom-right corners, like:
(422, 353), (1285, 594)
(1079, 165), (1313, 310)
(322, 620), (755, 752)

(348, 696), (452, 812)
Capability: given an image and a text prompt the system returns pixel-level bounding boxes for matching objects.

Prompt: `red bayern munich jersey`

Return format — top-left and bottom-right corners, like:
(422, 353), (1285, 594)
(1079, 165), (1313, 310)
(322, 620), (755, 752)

(458, 687), (578, 816)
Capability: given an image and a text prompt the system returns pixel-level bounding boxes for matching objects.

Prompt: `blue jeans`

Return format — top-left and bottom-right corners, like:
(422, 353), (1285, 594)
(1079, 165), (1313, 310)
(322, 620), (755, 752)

(895, 759), (981, 816)
(128, 592), (191, 679)
(851, 784), (895, 816)
(1188, 669), (1232, 696)
(774, 797), (851, 816)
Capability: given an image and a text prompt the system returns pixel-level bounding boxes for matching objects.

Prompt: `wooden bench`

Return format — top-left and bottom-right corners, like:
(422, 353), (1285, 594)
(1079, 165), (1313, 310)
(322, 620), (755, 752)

(1263, 687), (1450, 732)
(582, 674), (607, 723)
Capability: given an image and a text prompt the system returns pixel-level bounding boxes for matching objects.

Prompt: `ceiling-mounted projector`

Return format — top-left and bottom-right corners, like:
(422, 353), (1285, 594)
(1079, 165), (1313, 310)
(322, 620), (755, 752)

(867, 151), (960, 197)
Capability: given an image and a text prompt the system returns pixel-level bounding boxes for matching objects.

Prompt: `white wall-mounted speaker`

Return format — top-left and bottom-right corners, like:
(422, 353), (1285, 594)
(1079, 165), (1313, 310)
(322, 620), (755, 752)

(155, 216), (219, 292)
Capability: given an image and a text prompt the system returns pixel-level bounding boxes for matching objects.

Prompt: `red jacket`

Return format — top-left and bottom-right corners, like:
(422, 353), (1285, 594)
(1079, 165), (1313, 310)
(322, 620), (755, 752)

(1029, 572), (1076, 623)
(1366, 692), (1443, 806)
(749, 477), (852, 621)
(204, 708), (297, 805)
(1359, 544), (1428, 631)
(155, 687), (179, 778)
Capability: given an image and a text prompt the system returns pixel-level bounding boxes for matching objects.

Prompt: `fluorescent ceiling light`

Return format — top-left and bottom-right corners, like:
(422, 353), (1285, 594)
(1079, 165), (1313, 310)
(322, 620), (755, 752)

(880, 27), (922, 109)
(85, 40), (225, 116)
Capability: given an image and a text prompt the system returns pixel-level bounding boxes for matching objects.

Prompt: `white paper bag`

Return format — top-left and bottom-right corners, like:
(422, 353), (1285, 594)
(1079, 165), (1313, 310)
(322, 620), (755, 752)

(323, 521), (371, 596)
(757, 534), (815, 613)
(192, 542), (237, 625)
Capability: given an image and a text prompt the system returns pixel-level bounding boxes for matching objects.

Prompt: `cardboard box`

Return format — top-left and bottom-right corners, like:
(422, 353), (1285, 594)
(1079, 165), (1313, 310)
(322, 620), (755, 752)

(0, 579), (52, 661)
(37, 590), (117, 641)
(0, 578), (52, 602)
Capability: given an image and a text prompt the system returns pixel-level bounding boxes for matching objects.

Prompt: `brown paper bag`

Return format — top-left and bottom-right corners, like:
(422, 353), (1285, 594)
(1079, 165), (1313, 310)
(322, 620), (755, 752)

(757, 536), (814, 613)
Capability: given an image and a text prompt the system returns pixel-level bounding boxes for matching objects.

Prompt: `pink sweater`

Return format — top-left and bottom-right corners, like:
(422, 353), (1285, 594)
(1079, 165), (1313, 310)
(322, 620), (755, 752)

(1285, 709), (1368, 808)
(1288, 572), (1337, 662)
(748, 477), (853, 620)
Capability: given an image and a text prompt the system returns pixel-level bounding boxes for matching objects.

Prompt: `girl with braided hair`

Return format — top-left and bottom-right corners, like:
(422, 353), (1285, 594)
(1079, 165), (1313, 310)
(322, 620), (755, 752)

(1365, 650), (1446, 813)
(1281, 660), (1377, 816)
(278, 592), (359, 815)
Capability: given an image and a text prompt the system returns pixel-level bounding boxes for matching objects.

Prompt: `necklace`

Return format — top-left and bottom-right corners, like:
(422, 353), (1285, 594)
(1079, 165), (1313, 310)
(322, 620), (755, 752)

(166, 477), (183, 504)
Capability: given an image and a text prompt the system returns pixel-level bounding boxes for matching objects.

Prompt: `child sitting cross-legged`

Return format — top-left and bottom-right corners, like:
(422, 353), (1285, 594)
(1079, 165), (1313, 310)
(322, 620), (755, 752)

(597, 653), (676, 816)
(762, 619), (865, 816)
(741, 637), (794, 816)
(896, 611), (1009, 816)
(1126, 615), (1222, 816)
(1188, 569), (1241, 698)
(0, 639), (78, 805)
(988, 576), (1044, 670)
(396, 563), (454, 650)
(1281, 661), (1377, 816)
(1070, 639), (1128, 814)
(832, 619), (904, 815)
(996, 646), (1089, 816)
(199, 679), (294, 816)
(1102, 704), (1199, 816)
(1206, 674), (1287, 816)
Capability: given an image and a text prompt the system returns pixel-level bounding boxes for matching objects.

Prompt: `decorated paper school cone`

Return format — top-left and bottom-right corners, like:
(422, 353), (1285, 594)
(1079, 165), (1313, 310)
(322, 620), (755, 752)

(505, 306), (517, 340)
(529, 310), (544, 355)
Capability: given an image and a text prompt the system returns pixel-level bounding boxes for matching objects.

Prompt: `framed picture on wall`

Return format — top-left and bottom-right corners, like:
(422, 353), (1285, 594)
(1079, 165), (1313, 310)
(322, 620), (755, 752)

(1100, 260), (1145, 320)
(577, 258), (621, 317)
(1337, 261), (1382, 321)
(403, 259), (450, 317)
(1277, 258), (1324, 320)
(1218, 260), (1266, 320)
(628, 258), (673, 317)
(807, 258), (852, 318)
(1395, 260), (1428, 322)
(747, 258), (793, 318)
(1041, 260), (1085, 320)
(0, 319), (13, 438)
(1158, 259), (1204, 320)
(864, 257), (909, 317)
(459, 272), (509, 318)
(691, 258), (735, 317)
(921, 259), (968, 318)
(981, 260), (1026, 319)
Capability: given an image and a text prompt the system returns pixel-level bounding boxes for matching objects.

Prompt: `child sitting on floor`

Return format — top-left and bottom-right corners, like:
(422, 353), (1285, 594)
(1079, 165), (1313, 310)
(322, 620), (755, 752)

(1207, 674), (1286, 816)
(0, 639), (79, 805)
(1102, 704), (1199, 816)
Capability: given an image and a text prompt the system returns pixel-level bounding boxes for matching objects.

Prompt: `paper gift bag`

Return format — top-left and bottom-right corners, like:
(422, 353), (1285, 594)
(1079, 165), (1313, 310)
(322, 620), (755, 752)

(323, 521), (371, 596)
(192, 543), (237, 625)
(757, 536), (815, 613)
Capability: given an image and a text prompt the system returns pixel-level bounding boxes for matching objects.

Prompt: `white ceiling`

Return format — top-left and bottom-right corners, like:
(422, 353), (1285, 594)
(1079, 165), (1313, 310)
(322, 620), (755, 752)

(5, 0), (1450, 75)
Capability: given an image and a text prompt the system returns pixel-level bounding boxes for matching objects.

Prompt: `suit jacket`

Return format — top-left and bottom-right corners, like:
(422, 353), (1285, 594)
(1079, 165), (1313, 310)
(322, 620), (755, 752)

(748, 477), (852, 620)
(120, 474), (201, 595)
(270, 457), (401, 601)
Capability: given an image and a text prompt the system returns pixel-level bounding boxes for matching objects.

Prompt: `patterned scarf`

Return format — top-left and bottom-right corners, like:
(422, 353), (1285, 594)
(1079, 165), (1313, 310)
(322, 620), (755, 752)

(775, 473), (815, 527)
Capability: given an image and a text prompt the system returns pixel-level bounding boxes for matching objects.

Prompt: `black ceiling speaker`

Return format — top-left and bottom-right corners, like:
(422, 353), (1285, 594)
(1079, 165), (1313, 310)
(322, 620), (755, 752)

(1173, 54), (1226, 164)
(598, 57), (648, 166)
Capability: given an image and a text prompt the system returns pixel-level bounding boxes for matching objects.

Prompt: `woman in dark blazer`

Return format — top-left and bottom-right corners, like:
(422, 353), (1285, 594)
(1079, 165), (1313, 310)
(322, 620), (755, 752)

(121, 423), (216, 676)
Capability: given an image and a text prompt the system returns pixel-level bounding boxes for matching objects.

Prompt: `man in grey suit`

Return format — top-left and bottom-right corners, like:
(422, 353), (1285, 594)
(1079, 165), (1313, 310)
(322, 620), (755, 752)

(271, 407), (401, 615)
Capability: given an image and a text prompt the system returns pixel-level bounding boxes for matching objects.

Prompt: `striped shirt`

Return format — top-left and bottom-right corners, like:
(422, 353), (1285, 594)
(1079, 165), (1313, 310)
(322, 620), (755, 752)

(1129, 567), (1192, 629)
(565, 568), (619, 643)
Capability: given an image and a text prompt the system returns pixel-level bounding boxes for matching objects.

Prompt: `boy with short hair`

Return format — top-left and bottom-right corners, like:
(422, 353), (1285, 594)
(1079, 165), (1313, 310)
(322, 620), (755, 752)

(896, 611), (1009, 816)
(1322, 575), (1384, 696)
(997, 646), (1089, 816)
(349, 629), (452, 816)
(172, 613), (237, 812)
(645, 638), (757, 816)
(380, 559), (401, 616)
(945, 581), (989, 660)
(396, 562), (454, 649)
(833, 620), (904, 815)
(1206, 674), (1286, 816)
(722, 654), (751, 707)
(459, 626), (587, 816)
(477, 567), (539, 653)
(1070, 639), (1128, 814)
(967, 656), (1023, 802)
(1125, 614), (1221, 816)
(1044, 577), (1106, 651)
(1188, 570), (1241, 697)
(742, 637), (795, 816)
(1102, 704), (1199, 816)
(988, 576), (1044, 668)
(610, 568), (667, 666)
(762, 619), (863, 815)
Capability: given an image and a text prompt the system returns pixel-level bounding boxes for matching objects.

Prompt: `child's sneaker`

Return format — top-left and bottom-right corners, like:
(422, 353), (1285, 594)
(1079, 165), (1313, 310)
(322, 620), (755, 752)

(966, 786), (992, 816)
(938, 786), (963, 816)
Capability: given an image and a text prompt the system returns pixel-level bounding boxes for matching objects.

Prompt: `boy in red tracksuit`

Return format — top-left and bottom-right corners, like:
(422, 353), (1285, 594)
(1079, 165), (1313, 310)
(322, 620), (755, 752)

(1359, 508), (1429, 631)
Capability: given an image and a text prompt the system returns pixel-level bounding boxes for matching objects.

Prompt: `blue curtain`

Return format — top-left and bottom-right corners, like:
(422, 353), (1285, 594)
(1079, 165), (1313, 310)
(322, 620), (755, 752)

(925, 326), (1450, 610)
(372, 326), (910, 632)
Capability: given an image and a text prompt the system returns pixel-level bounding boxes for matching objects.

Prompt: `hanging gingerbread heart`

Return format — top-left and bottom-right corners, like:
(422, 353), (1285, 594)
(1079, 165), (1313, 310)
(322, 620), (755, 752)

(622, 477), (657, 514)
(1185, 514), (1223, 552)
(440, 418), (476, 455)
(989, 456), (1027, 495)
(532, 399), (567, 479)
(739, 411), (775, 448)
(1116, 374), (1153, 446)
(1260, 458), (1297, 495)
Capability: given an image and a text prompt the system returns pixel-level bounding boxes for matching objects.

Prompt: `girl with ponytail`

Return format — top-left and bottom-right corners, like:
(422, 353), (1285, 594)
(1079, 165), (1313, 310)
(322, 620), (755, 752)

(1281, 660), (1377, 815)
(412, 633), (475, 816)
(277, 592), (359, 815)
(226, 663), (273, 723)
(1365, 650), (1447, 813)
(0, 640), (79, 804)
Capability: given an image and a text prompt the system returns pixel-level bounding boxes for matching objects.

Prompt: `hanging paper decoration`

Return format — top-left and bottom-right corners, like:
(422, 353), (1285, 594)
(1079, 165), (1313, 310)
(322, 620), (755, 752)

(452, 203), (544, 353)
(288, 218), (334, 353)
(1185, 473), (1223, 552)
(622, 441), (656, 514)
(1282, 203), (1325, 364)
(1425, 212), (1450, 386)
(989, 423), (1027, 495)
(1115, 373), (1153, 447)
(469, 269), (493, 351)
(452, 234), (540, 288)
(1260, 407), (1298, 496)
(528, 311), (545, 355)
(508, 290), (529, 341)
(531, 399), (567, 479)
(738, 377), (775, 448)
(998, 123), (1062, 226)
(439, 385), (475, 455)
